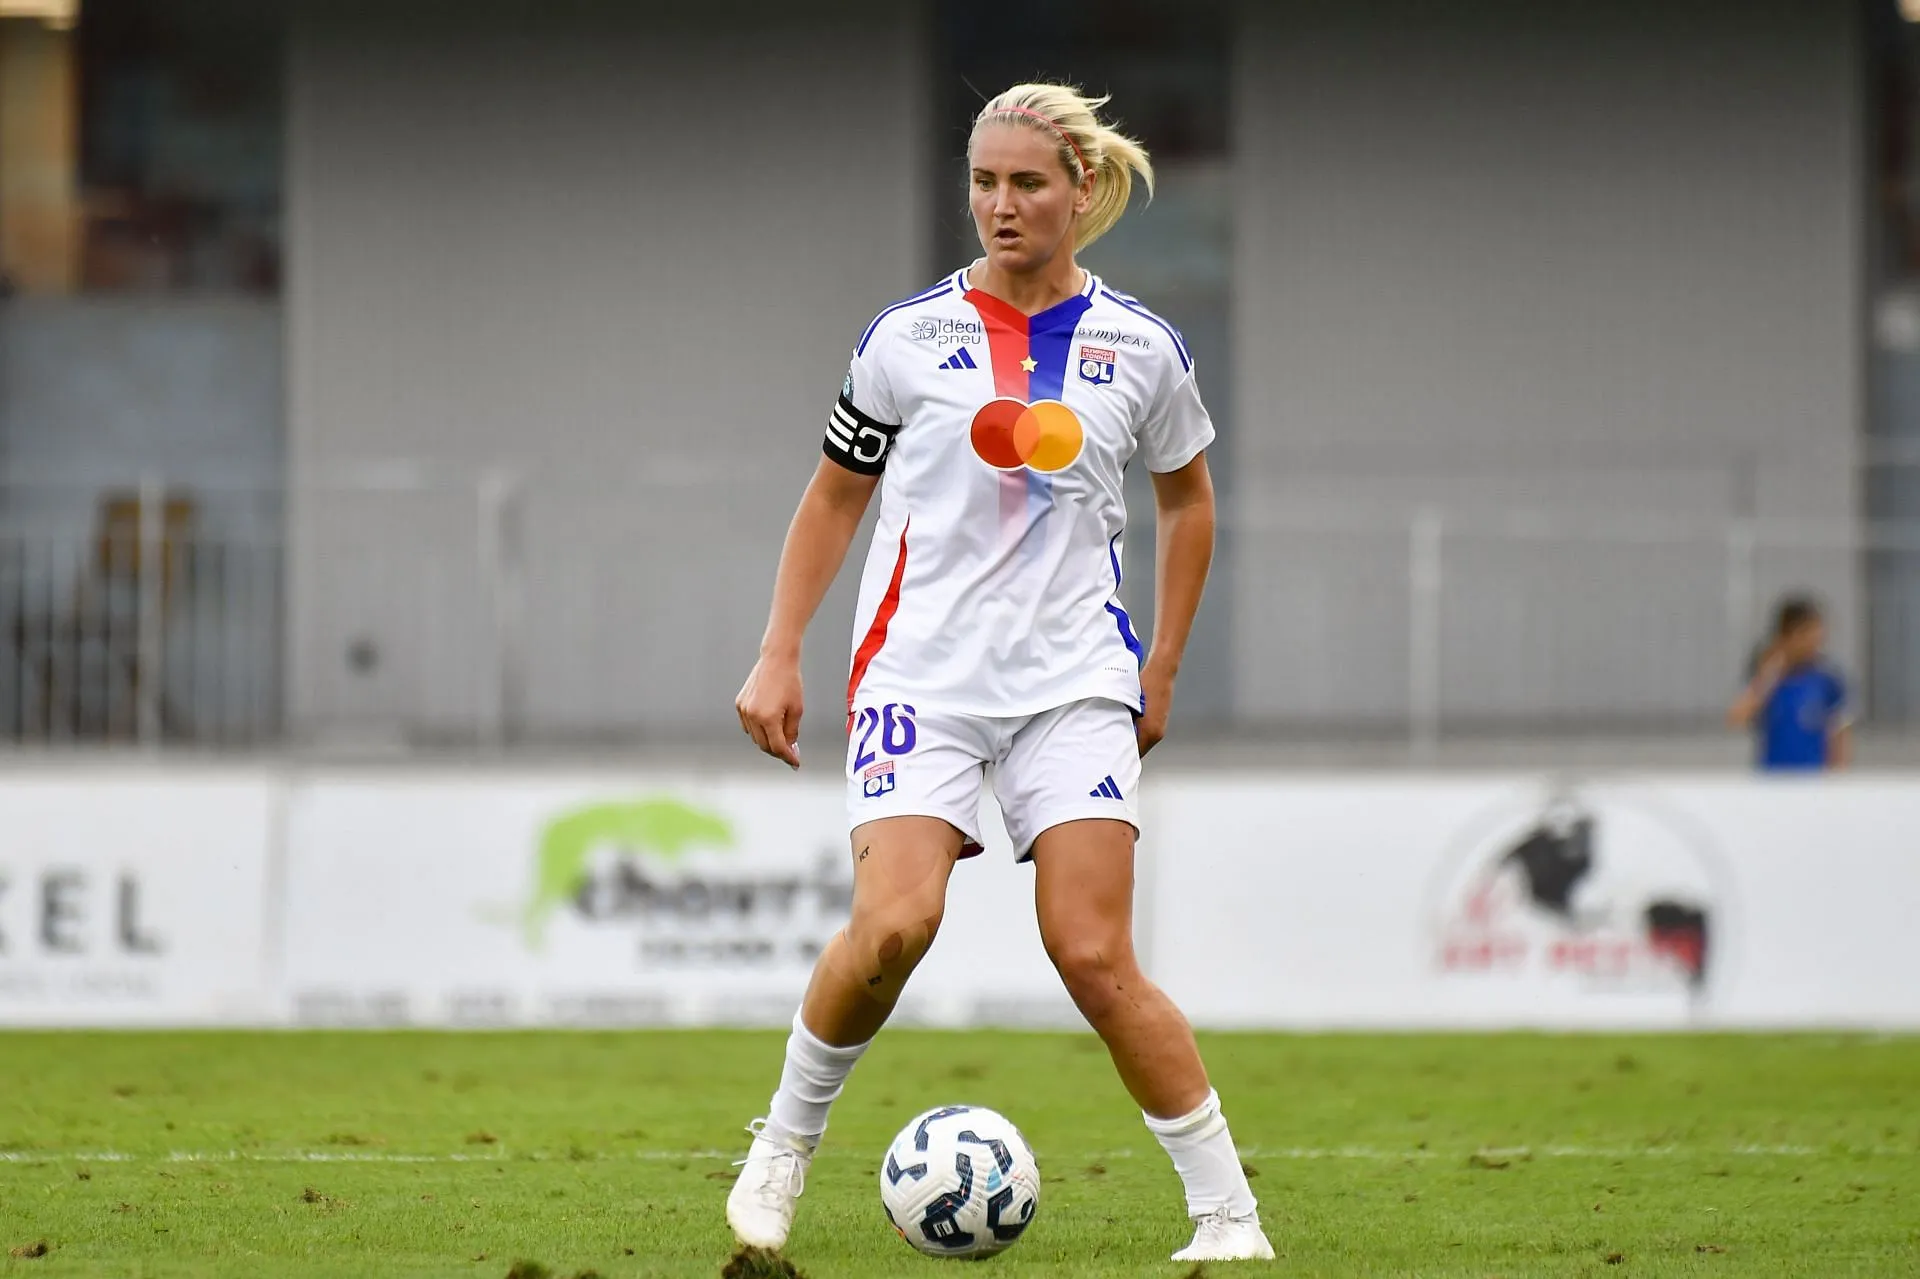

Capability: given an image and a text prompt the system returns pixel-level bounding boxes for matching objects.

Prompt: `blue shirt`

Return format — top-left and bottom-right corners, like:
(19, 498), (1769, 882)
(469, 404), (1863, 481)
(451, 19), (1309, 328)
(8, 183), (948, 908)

(1757, 662), (1847, 771)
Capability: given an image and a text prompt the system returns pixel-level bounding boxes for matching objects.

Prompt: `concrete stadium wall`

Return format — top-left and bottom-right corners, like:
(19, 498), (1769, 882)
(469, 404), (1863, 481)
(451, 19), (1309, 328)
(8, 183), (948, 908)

(284, 0), (927, 743)
(0, 297), (283, 533)
(1231, 0), (1865, 727)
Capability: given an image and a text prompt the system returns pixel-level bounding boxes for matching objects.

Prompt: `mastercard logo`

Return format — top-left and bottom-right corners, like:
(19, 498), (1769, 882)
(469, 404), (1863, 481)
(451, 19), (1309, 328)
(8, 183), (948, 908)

(969, 398), (1084, 473)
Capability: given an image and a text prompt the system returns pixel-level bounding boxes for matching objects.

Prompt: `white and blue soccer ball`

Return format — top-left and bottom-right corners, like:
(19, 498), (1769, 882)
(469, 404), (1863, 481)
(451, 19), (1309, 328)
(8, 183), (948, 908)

(879, 1104), (1040, 1259)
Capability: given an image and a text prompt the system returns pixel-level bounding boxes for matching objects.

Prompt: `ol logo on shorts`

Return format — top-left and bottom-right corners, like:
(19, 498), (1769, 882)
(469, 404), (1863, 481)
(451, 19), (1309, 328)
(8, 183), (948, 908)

(969, 398), (1084, 473)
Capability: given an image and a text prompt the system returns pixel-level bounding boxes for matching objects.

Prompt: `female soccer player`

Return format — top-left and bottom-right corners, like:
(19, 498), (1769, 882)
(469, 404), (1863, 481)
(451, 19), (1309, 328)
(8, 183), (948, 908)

(727, 83), (1271, 1263)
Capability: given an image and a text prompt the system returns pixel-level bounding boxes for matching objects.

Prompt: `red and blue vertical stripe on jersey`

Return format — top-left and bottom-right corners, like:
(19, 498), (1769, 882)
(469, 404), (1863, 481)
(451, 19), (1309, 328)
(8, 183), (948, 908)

(963, 287), (1093, 558)
(965, 284), (1143, 685)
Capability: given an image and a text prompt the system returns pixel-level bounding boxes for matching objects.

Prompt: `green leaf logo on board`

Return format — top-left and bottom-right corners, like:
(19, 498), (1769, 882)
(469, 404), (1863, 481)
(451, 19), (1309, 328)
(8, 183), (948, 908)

(522, 798), (734, 947)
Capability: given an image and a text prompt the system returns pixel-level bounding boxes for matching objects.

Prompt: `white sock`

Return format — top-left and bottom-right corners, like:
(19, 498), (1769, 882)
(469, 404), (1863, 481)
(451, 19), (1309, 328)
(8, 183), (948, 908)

(765, 1011), (871, 1146)
(1143, 1089), (1258, 1219)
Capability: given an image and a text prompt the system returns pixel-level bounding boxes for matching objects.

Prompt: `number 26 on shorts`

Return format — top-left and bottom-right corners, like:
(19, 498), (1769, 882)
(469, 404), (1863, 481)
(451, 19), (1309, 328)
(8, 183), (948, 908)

(852, 702), (917, 797)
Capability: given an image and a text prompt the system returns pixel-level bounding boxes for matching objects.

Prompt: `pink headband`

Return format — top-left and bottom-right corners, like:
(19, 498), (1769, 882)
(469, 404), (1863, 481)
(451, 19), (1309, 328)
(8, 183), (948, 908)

(990, 105), (1090, 179)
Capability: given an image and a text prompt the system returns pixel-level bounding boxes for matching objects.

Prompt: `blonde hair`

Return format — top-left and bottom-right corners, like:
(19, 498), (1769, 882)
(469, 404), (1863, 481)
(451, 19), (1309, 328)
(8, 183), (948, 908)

(972, 83), (1153, 250)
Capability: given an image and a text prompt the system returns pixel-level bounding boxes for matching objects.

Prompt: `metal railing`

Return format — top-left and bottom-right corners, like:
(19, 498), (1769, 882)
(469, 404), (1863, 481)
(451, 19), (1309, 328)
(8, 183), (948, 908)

(1227, 502), (1878, 748)
(0, 478), (282, 746)
(0, 475), (1908, 751)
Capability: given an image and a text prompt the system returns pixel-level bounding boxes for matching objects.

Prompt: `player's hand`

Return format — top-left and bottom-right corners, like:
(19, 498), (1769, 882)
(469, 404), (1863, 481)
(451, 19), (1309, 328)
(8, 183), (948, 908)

(736, 654), (803, 769)
(1136, 664), (1174, 755)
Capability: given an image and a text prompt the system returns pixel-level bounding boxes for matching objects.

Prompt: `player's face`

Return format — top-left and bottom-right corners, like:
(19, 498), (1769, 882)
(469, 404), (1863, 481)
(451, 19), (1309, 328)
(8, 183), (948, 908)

(1783, 618), (1826, 665)
(969, 124), (1094, 274)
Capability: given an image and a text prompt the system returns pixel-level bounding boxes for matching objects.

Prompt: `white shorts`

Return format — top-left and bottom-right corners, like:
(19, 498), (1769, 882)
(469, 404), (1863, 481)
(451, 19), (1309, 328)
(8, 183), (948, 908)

(844, 697), (1142, 861)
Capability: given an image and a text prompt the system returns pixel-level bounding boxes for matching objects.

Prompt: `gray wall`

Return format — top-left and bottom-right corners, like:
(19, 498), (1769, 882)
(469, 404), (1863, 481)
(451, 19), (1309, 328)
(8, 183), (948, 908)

(1231, 0), (1864, 729)
(0, 297), (282, 520)
(285, 0), (927, 744)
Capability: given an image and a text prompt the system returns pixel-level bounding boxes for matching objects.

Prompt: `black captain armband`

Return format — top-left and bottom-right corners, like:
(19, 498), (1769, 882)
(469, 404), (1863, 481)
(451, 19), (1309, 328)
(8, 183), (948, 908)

(823, 395), (901, 475)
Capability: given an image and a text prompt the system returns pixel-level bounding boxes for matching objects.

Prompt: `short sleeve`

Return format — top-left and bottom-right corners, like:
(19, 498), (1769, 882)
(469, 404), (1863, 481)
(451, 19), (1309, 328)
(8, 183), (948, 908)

(842, 327), (901, 426)
(1825, 669), (1851, 724)
(823, 324), (904, 475)
(1139, 358), (1215, 474)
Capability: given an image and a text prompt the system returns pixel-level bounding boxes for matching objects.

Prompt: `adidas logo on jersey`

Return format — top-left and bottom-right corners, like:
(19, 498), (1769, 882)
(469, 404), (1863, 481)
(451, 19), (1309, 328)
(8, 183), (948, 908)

(937, 347), (978, 371)
(1089, 775), (1125, 801)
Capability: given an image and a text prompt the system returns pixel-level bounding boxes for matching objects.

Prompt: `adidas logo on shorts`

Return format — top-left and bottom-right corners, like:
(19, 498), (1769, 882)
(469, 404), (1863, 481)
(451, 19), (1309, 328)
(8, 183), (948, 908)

(1089, 775), (1125, 800)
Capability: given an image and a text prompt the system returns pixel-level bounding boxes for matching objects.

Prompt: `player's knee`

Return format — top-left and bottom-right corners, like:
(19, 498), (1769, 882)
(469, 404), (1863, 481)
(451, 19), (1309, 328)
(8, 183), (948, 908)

(846, 899), (944, 987)
(1046, 937), (1135, 1021)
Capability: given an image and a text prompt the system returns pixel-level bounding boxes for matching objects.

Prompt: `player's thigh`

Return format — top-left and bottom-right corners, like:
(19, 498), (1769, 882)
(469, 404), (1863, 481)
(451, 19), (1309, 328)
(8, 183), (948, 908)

(847, 815), (967, 920)
(993, 697), (1142, 863)
(1029, 816), (1140, 964)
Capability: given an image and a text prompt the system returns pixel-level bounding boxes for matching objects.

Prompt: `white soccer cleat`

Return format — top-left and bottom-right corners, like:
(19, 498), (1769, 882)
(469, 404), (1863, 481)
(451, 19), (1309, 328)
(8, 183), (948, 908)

(1171, 1206), (1277, 1262)
(725, 1118), (814, 1250)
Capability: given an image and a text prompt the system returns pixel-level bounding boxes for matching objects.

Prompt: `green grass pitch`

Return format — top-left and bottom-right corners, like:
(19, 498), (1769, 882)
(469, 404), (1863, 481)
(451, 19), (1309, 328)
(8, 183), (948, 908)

(0, 1030), (1915, 1277)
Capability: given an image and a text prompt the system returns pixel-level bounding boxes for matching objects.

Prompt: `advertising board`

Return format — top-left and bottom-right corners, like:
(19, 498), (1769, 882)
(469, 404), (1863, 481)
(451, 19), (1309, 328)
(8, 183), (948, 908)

(1148, 775), (1920, 1029)
(0, 772), (275, 1025)
(280, 773), (1072, 1027)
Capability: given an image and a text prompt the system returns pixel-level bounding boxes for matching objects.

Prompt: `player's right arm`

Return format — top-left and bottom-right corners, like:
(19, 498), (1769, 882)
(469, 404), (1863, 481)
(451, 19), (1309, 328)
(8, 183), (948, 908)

(737, 333), (904, 768)
(736, 460), (879, 768)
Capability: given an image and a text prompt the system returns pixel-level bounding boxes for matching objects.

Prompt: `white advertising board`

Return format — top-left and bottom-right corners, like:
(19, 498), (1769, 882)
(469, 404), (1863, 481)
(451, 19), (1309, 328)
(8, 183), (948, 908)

(4, 764), (1916, 1031)
(0, 771), (275, 1026)
(1148, 775), (1920, 1029)
(280, 772), (1074, 1028)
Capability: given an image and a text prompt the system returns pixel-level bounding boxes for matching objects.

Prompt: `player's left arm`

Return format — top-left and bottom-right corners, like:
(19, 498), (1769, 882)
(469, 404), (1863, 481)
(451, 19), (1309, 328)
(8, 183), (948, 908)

(1829, 722), (1854, 769)
(1139, 452), (1215, 755)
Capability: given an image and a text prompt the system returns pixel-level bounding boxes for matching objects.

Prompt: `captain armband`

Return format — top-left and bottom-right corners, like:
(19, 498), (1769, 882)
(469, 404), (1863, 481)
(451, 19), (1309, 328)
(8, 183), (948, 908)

(823, 395), (901, 475)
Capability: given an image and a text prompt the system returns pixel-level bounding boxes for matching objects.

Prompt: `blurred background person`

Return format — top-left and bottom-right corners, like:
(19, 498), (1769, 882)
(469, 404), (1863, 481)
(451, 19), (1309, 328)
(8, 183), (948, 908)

(1729, 595), (1853, 772)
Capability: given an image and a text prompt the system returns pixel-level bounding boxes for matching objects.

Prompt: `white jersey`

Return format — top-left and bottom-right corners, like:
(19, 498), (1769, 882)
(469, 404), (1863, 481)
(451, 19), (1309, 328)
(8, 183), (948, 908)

(822, 267), (1214, 720)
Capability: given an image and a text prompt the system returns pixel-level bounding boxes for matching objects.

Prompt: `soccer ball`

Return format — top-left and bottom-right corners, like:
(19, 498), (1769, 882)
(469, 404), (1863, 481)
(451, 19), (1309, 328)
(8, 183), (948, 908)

(879, 1104), (1040, 1258)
